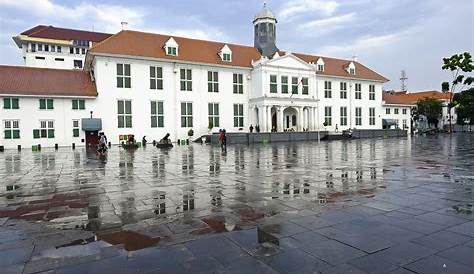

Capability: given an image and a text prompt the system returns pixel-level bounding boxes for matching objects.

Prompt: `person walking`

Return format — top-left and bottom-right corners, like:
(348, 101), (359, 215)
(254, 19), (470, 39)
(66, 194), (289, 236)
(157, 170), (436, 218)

(249, 124), (254, 133)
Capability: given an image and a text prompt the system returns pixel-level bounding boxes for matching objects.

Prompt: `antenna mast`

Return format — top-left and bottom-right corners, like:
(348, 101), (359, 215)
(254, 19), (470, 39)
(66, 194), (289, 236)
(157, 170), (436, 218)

(400, 70), (408, 92)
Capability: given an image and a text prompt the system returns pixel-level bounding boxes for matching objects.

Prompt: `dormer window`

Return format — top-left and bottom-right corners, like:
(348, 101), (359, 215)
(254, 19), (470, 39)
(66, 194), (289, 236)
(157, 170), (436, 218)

(347, 61), (356, 75)
(223, 53), (231, 62)
(164, 37), (179, 56)
(167, 47), (177, 56)
(316, 58), (325, 72)
(219, 44), (232, 62)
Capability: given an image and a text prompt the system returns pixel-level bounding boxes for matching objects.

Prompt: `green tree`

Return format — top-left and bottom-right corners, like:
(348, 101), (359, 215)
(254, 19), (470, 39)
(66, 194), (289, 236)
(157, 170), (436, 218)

(453, 88), (474, 125)
(416, 98), (443, 128)
(442, 52), (474, 131)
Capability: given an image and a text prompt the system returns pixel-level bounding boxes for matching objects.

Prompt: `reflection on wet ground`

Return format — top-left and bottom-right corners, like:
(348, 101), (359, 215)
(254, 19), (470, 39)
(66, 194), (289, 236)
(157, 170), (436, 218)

(0, 134), (473, 273)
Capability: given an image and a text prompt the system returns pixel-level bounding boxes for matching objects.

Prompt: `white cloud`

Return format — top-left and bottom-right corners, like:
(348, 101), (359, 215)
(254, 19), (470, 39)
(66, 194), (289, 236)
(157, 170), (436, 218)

(278, 0), (339, 21)
(298, 12), (355, 30)
(0, 0), (146, 33)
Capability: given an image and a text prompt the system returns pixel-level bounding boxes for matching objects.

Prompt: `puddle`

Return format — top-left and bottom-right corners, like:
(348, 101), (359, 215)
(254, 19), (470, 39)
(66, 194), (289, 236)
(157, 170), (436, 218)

(97, 231), (161, 251)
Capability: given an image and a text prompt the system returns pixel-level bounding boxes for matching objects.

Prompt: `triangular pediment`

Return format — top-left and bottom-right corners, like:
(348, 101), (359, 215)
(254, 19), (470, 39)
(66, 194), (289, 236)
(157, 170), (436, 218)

(265, 54), (314, 70)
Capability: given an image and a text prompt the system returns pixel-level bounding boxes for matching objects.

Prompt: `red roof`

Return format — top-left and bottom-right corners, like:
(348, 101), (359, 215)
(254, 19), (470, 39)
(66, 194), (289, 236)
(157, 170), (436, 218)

(383, 90), (452, 105)
(90, 30), (388, 82)
(0, 65), (97, 97)
(21, 25), (111, 42)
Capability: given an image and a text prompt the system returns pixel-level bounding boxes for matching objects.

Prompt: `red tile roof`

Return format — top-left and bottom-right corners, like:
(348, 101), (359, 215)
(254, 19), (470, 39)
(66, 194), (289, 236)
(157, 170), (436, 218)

(90, 30), (388, 82)
(383, 90), (452, 105)
(21, 25), (111, 42)
(0, 65), (97, 97)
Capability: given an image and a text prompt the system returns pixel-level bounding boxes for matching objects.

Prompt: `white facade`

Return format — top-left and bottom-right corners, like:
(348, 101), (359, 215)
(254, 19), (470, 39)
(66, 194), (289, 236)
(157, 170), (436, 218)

(382, 104), (412, 132)
(17, 39), (89, 69)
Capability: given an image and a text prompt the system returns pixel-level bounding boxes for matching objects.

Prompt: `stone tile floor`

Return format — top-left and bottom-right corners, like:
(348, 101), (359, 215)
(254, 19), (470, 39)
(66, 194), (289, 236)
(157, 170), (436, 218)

(0, 134), (473, 273)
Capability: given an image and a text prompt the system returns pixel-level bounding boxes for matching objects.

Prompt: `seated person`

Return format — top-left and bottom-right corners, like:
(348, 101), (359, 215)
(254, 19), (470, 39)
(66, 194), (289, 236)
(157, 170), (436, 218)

(158, 133), (171, 145)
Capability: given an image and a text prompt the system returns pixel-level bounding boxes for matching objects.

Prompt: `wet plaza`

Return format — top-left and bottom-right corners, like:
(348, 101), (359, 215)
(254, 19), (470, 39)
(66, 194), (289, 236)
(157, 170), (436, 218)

(0, 134), (473, 274)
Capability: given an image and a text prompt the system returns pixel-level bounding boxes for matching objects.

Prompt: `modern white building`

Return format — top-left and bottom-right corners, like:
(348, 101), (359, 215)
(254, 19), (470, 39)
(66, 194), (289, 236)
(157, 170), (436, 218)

(1, 4), (393, 150)
(12, 25), (111, 70)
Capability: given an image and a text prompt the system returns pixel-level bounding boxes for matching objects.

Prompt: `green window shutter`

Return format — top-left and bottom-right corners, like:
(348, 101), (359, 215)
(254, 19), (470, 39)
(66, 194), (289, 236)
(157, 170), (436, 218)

(79, 100), (85, 110)
(33, 129), (40, 139)
(73, 128), (79, 137)
(4, 98), (11, 109)
(47, 99), (54, 109)
(12, 98), (19, 109)
(48, 129), (55, 138)
(4, 130), (12, 139)
(12, 130), (20, 139)
(39, 99), (46, 109)
(72, 100), (77, 109)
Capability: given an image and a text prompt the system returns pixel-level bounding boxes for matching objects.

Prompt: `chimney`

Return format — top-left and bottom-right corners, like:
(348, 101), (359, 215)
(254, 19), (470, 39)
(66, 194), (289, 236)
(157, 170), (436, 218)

(121, 21), (128, 30)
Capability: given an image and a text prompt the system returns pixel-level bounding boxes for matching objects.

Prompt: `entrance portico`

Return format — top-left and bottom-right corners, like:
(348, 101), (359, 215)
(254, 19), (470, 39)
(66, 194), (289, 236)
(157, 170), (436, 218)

(250, 99), (319, 132)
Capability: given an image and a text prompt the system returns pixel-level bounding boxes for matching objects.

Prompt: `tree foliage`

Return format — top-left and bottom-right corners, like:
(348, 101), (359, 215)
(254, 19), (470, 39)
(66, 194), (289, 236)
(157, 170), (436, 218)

(442, 52), (474, 91)
(453, 88), (474, 125)
(416, 98), (443, 127)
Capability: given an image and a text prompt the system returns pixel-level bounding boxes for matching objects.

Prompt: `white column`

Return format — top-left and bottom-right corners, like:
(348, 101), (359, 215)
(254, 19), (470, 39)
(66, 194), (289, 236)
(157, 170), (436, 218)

(308, 107), (313, 131)
(312, 107), (317, 130)
(298, 107), (304, 131)
(267, 105), (272, 132)
(278, 106), (284, 132)
(260, 105), (266, 132)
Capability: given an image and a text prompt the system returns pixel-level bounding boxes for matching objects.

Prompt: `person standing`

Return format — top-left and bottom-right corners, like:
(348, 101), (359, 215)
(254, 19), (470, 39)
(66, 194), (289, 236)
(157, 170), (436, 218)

(249, 124), (254, 133)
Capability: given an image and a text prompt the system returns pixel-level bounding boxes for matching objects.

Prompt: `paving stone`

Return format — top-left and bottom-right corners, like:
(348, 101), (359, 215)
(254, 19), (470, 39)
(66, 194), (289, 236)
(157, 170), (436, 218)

(415, 212), (468, 226)
(368, 241), (436, 266)
(404, 254), (472, 274)
(348, 254), (398, 274)
(262, 248), (330, 273)
(258, 221), (307, 238)
(223, 255), (278, 274)
(289, 215), (335, 229)
(0, 245), (33, 266)
(412, 230), (472, 251)
(298, 238), (366, 266)
(436, 245), (474, 268)
(447, 221), (474, 237)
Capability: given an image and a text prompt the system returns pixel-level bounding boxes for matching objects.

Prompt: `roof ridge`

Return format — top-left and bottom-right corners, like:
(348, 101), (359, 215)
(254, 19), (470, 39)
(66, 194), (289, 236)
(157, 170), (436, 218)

(122, 29), (258, 50)
(0, 64), (87, 73)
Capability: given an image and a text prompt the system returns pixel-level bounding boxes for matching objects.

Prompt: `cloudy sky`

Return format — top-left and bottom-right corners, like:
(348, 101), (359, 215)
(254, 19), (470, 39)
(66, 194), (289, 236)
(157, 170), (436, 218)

(0, 0), (472, 90)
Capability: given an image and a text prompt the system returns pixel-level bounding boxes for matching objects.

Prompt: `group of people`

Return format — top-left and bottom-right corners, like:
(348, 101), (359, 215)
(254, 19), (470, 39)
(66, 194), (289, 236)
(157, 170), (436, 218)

(248, 124), (260, 133)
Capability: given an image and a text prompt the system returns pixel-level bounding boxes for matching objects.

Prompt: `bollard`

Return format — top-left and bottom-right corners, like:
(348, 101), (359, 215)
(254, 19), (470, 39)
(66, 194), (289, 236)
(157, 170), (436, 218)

(55, 144), (59, 150)
(72, 143), (75, 149)
(37, 144), (41, 151)
(17, 145), (21, 151)
(186, 139), (189, 145)
(108, 142), (111, 147)
(177, 139), (180, 145)
(0, 146), (4, 152)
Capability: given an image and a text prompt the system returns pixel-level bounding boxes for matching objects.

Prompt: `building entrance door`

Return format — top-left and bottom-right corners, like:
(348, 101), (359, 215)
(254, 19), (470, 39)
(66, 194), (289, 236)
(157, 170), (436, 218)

(85, 131), (99, 148)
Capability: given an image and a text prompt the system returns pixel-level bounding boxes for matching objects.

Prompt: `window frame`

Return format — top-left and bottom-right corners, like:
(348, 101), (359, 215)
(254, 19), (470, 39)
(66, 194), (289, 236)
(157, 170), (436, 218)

(302, 77), (309, 95)
(3, 98), (19, 109)
(355, 83), (362, 100)
(4, 120), (20, 139)
(207, 71), (219, 92)
(270, 75), (277, 93)
(181, 102), (193, 127)
(281, 76), (288, 94)
(72, 99), (85, 110)
(73, 119), (80, 137)
(180, 69), (192, 91)
(369, 107), (375, 125)
(151, 101), (164, 128)
(324, 81), (332, 98)
(340, 107), (347, 126)
(208, 103), (220, 128)
(324, 106), (332, 126)
(116, 63), (131, 88)
(117, 100), (132, 128)
(355, 107), (362, 126)
(233, 104), (244, 127)
(233, 73), (243, 94)
(291, 77), (298, 94)
(149, 66), (163, 90)
(369, 84), (375, 100)
(340, 82), (347, 99)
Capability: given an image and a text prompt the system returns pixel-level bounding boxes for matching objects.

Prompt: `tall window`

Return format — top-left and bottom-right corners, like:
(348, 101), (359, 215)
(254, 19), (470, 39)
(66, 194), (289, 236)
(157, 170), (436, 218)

(233, 73), (243, 94)
(340, 82), (347, 99)
(180, 69), (192, 91)
(402, 119), (407, 129)
(116, 64), (131, 88)
(208, 103), (219, 128)
(208, 71), (219, 92)
(117, 100), (132, 128)
(402, 108), (407, 115)
(281, 76), (288, 94)
(73, 120), (80, 137)
(355, 107), (362, 126)
(151, 101), (164, 128)
(394, 108), (399, 114)
(302, 77), (309, 95)
(233, 104), (244, 127)
(72, 99), (85, 110)
(270, 75), (277, 93)
(369, 84), (375, 100)
(386, 108), (391, 114)
(34, 120), (54, 139)
(3, 98), (19, 109)
(39, 99), (54, 110)
(292, 77), (298, 94)
(181, 102), (193, 127)
(150, 66), (163, 90)
(324, 106), (332, 126)
(340, 107), (347, 126)
(369, 108), (375, 125)
(355, 83), (362, 99)
(324, 81), (332, 98)
(4, 120), (20, 139)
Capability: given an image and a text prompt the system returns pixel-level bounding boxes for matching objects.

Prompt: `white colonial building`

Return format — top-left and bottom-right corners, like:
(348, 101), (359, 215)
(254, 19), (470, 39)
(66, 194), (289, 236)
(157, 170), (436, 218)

(1, 4), (393, 149)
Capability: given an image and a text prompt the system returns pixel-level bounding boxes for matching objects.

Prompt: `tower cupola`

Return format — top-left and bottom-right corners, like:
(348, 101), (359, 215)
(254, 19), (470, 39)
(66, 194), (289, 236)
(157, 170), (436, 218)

(253, 3), (279, 58)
